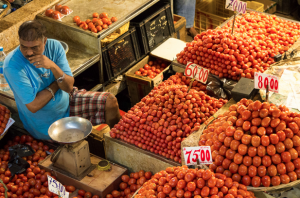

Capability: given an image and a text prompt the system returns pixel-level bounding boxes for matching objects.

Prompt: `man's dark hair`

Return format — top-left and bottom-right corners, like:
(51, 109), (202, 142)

(18, 20), (47, 41)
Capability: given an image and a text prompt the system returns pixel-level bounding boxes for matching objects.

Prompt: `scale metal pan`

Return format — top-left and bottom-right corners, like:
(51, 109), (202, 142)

(48, 117), (92, 144)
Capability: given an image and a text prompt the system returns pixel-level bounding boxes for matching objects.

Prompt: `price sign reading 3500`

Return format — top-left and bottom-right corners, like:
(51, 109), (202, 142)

(184, 62), (209, 84)
(183, 146), (212, 165)
(225, 0), (247, 14)
(47, 175), (69, 198)
(254, 72), (279, 93)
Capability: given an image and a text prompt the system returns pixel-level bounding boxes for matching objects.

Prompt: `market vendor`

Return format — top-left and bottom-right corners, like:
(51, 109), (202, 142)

(4, 20), (121, 140)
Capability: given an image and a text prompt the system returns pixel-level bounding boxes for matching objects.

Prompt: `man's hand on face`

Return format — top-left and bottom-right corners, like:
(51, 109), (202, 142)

(29, 55), (55, 70)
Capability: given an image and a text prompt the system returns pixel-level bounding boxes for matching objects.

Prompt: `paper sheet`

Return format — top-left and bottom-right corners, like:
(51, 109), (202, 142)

(286, 93), (300, 111)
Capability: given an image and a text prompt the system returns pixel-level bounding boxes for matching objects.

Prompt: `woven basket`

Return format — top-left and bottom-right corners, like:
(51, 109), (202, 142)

(0, 0), (11, 19)
(132, 186), (143, 197)
(196, 107), (300, 192)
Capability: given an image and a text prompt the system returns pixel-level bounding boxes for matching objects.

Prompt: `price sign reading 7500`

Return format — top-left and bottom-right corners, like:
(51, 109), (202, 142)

(183, 146), (212, 165)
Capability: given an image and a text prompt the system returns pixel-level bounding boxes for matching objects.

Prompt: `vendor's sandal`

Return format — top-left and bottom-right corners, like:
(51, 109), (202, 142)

(187, 27), (198, 38)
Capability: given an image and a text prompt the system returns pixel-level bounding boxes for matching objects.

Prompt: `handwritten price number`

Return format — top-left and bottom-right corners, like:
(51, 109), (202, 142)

(47, 176), (69, 198)
(254, 72), (279, 93)
(184, 62), (209, 84)
(183, 146), (212, 165)
(226, 0), (247, 14)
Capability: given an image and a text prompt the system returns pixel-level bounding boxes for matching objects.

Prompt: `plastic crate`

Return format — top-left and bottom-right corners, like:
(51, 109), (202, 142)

(195, 0), (267, 33)
(103, 27), (141, 81)
(131, 2), (175, 56)
(195, 0), (233, 33)
(246, 1), (264, 12)
(272, 0), (298, 15)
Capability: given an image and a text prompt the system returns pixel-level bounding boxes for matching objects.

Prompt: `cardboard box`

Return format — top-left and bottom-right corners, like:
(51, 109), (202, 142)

(125, 55), (170, 106)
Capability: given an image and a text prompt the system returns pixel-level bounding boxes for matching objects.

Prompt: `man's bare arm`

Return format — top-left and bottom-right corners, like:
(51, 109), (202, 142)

(25, 81), (59, 113)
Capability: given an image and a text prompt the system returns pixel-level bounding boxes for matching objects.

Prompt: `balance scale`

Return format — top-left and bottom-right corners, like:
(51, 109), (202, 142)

(47, 117), (106, 180)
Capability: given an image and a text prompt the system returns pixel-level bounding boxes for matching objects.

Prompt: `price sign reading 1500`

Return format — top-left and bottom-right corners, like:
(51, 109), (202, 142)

(225, 0), (247, 14)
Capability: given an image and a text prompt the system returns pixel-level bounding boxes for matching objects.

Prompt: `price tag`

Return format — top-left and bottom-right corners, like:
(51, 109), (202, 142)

(183, 146), (213, 165)
(254, 72), (279, 93)
(184, 62), (209, 84)
(225, 0), (247, 14)
(47, 175), (69, 198)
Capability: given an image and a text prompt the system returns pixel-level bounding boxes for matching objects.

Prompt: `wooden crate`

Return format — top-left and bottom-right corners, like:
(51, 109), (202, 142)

(173, 14), (186, 42)
(125, 55), (170, 106)
(86, 125), (110, 159)
(104, 133), (180, 173)
(39, 154), (127, 198)
(194, 0), (233, 33)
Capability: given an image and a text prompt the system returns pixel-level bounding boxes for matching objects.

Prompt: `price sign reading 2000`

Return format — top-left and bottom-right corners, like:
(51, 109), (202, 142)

(226, 0), (247, 14)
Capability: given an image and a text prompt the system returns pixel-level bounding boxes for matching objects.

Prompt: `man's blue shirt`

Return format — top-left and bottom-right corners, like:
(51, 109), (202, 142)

(4, 39), (73, 140)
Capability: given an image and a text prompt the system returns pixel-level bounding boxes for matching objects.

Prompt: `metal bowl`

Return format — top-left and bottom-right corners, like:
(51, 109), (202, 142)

(48, 117), (92, 144)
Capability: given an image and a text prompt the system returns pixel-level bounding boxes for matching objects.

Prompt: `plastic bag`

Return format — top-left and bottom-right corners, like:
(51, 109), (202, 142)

(206, 75), (237, 99)
(8, 144), (35, 179)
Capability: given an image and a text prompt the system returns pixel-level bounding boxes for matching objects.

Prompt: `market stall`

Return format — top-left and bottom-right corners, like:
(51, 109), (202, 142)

(2, 0), (300, 198)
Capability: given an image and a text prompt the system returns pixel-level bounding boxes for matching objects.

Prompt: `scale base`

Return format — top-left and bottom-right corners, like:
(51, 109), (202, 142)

(39, 154), (128, 198)
(53, 162), (96, 181)
(52, 140), (93, 179)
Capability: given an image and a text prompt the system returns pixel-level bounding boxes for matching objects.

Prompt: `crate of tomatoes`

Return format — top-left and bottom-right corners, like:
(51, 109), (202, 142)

(197, 98), (300, 191)
(177, 11), (300, 81)
(110, 72), (228, 163)
(133, 165), (256, 198)
(125, 55), (171, 106)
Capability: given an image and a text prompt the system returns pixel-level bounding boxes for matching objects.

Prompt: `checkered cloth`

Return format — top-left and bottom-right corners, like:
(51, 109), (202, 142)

(69, 87), (110, 125)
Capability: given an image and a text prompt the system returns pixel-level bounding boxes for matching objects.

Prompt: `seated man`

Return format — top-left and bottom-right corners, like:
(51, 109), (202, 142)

(4, 20), (121, 140)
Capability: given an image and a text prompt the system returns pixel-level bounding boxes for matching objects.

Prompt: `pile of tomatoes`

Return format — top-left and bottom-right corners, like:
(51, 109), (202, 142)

(105, 170), (152, 198)
(177, 12), (300, 80)
(134, 58), (169, 79)
(72, 12), (117, 33)
(110, 73), (227, 163)
(135, 166), (256, 198)
(45, 4), (72, 20)
(0, 105), (10, 135)
(200, 99), (300, 187)
(74, 189), (99, 198)
(0, 135), (57, 198)
(0, 135), (98, 198)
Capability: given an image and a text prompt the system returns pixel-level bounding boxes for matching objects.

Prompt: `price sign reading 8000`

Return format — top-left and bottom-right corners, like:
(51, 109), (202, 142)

(225, 0), (247, 14)
(183, 146), (212, 165)
(254, 72), (279, 93)
(184, 62), (209, 84)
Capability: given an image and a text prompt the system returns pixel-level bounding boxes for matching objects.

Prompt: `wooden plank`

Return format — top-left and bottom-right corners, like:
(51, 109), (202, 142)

(39, 154), (127, 198)
(173, 14), (186, 42)
(105, 80), (127, 96)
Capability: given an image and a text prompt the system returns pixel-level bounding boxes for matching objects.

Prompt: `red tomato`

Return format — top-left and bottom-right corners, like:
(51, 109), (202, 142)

(45, 9), (54, 17)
